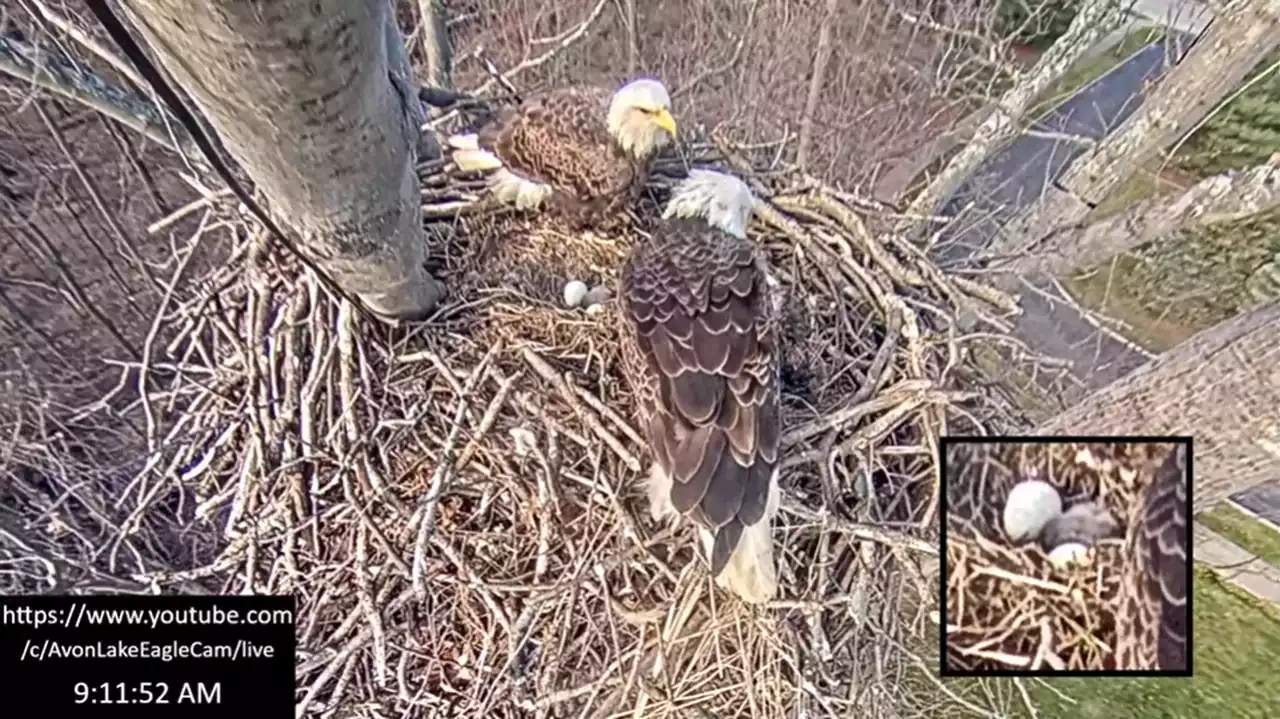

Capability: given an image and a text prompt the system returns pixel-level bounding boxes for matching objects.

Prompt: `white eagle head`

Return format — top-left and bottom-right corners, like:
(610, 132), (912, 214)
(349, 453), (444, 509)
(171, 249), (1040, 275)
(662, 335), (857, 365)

(662, 169), (758, 239)
(608, 77), (677, 159)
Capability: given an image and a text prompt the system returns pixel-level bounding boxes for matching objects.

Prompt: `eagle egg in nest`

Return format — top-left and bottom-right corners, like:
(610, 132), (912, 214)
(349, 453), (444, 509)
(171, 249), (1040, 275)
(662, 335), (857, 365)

(1047, 542), (1091, 569)
(1002, 479), (1063, 542)
(563, 280), (589, 308)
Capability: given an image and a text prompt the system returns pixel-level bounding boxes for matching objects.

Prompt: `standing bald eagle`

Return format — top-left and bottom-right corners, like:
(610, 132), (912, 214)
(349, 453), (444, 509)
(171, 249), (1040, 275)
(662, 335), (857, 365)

(618, 169), (782, 604)
(446, 78), (677, 226)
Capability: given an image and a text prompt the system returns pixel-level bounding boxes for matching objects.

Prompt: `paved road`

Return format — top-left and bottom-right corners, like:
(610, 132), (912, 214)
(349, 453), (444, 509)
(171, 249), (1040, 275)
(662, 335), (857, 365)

(1231, 484), (1280, 527)
(936, 33), (1195, 267)
(932, 25), (1207, 394)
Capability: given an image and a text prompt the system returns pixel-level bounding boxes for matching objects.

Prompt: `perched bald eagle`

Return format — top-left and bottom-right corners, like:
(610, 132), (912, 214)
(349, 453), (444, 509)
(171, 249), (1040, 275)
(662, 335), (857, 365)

(447, 78), (677, 226)
(617, 169), (782, 604)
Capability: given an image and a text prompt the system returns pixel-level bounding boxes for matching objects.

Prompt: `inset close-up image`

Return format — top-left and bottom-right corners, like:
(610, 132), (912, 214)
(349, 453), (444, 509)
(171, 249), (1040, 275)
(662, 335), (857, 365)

(941, 437), (1191, 676)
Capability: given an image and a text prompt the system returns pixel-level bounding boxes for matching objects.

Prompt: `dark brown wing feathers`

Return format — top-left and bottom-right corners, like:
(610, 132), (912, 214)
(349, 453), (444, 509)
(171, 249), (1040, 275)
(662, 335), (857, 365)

(1142, 444), (1189, 671)
(620, 218), (779, 576)
(475, 86), (641, 225)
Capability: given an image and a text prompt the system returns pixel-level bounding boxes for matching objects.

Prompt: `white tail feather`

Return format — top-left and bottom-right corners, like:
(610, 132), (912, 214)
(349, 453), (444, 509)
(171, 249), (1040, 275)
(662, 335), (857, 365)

(646, 464), (781, 604)
(694, 472), (780, 605)
(646, 465), (677, 523)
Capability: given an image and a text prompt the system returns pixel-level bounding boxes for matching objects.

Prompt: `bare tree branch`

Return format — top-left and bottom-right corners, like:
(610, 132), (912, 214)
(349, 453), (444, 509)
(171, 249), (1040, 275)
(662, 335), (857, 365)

(0, 32), (196, 159)
(26, 0), (146, 89)
(996, 159), (1280, 286)
(902, 0), (1127, 235)
(997, 0), (1280, 259)
(415, 0), (451, 91)
(796, 0), (838, 171)
(1059, 0), (1280, 205)
(624, 0), (638, 76)
(873, 106), (995, 207)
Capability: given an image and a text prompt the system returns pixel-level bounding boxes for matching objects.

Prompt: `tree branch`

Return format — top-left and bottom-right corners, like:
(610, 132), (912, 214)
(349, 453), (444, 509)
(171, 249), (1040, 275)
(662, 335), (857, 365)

(26, 0), (146, 89)
(796, 0), (838, 172)
(901, 0), (1127, 235)
(872, 105), (995, 207)
(415, 0), (451, 91)
(0, 31), (197, 160)
(995, 159), (1280, 286)
(996, 0), (1280, 260)
(1059, 0), (1280, 205)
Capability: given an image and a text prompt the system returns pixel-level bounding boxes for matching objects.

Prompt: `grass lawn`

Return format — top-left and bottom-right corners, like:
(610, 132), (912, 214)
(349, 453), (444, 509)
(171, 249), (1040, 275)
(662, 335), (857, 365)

(1061, 254), (1204, 353)
(914, 569), (1280, 717)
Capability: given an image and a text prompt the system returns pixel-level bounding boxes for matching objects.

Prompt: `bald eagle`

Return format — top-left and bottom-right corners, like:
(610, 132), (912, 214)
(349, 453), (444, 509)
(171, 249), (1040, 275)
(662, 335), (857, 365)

(617, 169), (782, 604)
(1116, 442), (1188, 671)
(447, 78), (677, 226)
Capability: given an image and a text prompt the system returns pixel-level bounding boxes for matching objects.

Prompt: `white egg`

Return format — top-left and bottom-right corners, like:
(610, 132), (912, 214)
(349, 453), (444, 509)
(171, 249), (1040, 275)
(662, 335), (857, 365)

(1046, 542), (1091, 569)
(563, 280), (589, 308)
(1002, 479), (1063, 542)
(584, 303), (606, 315)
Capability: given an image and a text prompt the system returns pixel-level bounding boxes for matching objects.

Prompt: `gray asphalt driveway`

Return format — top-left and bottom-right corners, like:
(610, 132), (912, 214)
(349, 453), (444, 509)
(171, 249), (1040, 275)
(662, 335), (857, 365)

(930, 27), (1206, 393)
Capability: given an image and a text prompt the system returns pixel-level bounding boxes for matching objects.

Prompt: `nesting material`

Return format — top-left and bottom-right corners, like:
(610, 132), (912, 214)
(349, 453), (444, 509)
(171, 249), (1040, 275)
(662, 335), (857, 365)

(72, 133), (1039, 717)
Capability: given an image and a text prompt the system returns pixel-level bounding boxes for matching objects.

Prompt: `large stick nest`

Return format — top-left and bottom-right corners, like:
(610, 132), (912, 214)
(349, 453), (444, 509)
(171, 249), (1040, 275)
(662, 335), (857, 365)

(2, 126), (1059, 715)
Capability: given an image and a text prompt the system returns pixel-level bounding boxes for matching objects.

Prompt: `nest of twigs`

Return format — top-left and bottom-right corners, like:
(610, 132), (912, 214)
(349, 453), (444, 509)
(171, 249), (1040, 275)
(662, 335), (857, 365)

(943, 441), (1173, 673)
(3, 123), (1068, 715)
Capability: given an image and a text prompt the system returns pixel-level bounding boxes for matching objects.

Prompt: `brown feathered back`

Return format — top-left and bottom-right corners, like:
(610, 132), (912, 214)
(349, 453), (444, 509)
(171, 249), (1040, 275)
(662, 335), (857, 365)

(475, 87), (646, 226)
(618, 217), (780, 575)
(1115, 443), (1190, 671)
(1139, 444), (1189, 670)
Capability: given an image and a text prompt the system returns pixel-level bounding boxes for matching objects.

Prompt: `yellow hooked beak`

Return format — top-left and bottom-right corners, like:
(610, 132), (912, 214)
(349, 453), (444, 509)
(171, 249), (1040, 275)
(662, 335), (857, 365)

(651, 108), (677, 138)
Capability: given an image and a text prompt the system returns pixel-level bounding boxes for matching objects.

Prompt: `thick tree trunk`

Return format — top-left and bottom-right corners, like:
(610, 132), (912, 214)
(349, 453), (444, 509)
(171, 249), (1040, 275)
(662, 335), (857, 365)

(120, 0), (444, 320)
(1034, 300), (1280, 511)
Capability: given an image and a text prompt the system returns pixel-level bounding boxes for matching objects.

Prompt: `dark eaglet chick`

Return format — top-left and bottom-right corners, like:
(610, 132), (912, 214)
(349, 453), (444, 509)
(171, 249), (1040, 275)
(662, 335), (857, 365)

(617, 168), (783, 604)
